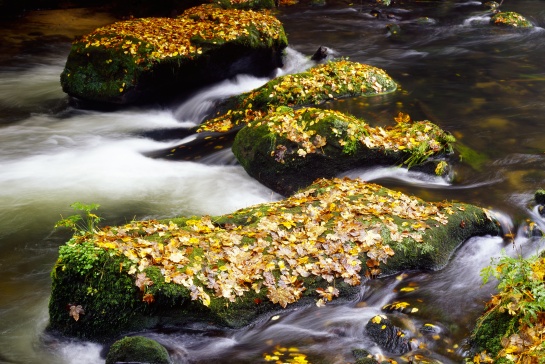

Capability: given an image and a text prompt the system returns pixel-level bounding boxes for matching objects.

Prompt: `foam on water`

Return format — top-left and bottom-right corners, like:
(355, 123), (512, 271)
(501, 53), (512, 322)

(0, 108), (279, 239)
(173, 47), (314, 123)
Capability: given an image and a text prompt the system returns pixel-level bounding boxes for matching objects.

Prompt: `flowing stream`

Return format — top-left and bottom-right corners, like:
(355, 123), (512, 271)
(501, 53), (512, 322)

(2, 1), (545, 363)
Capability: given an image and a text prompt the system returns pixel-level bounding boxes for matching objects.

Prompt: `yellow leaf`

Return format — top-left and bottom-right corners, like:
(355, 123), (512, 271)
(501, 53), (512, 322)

(281, 220), (296, 229)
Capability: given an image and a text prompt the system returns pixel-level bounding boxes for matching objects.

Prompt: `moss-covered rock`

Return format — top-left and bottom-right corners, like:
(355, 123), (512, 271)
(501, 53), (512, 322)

(490, 11), (533, 28)
(470, 253), (545, 363)
(155, 60), (397, 161)
(60, 4), (287, 105)
(48, 177), (500, 340)
(197, 60), (397, 133)
(470, 310), (514, 362)
(232, 107), (455, 195)
(106, 336), (171, 364)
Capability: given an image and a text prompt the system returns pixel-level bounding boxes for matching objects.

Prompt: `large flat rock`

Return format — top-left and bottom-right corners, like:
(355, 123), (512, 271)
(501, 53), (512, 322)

(48, 178), (500, 341)
(60, 4), (287, 105)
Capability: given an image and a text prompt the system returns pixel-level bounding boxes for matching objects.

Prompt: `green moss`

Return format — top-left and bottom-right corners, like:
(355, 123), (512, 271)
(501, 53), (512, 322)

(471, 310), (514, 358)
(144, 266), (191, 307)
(48, 239), (146, 340)
(61, 35), (150, 103)
(352, 348), (379, 364)
(471, 252), (545, 362)
(454, 142), (488, 172)
(491, 12), (533, 28)
(106, 336), (170, 364)
(382, 204), (499, 274)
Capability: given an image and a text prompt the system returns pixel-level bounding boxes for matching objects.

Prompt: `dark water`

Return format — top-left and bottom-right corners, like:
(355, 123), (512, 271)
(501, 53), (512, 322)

(1, 1), (545, 363)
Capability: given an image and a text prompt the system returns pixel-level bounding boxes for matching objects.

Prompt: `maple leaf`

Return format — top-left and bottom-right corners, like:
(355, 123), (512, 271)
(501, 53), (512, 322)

(69, 304), (85, 321)
(316, 286), (339, 302)
(142, 293), (155, 304)
(135, 272), (153, 291)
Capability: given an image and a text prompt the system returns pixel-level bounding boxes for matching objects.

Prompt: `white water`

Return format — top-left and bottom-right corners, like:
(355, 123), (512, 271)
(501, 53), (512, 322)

(0, 47), (318, 239)
(0, 108), (279, 238)
(172, 47), (315, 123)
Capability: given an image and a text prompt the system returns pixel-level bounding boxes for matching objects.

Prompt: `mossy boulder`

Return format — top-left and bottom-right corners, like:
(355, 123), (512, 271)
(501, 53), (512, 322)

(156, 60), (397, 161)
(470, 310), (514, 363)
(197, 60), (398, 133)
(232, 107), (455, 195)
(48, 177), (500, 341)
(470, 253), (545, 363)
(490, 12), (533, 28)
(60, 4), (287, 105)
(106, 336), (171, 364)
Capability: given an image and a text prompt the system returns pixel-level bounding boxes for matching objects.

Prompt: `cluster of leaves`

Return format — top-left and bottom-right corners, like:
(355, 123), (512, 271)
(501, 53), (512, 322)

(474, 253), (545, 362)
(197, 60), (397, 133)
(383, 300), (419, 314)
(278, 0), (300, 5)
(491, 12), (533, 28)
(75, 4), (285, 66)
(263, 346), (309, 364)
(78, 178), (459, 309)
(247, 107), (454, 170)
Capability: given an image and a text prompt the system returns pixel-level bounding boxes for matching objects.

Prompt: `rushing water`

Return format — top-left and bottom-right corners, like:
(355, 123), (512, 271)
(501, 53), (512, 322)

(2, 1), (545, 363)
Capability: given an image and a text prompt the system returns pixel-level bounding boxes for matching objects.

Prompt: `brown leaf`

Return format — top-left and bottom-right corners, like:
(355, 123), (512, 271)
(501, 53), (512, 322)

(69, 304), (85, 321)
(143, 293), (155, 304)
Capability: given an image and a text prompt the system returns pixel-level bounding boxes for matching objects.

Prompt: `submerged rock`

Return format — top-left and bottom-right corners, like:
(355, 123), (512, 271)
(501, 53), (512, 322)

(490, 11), (533, 28)
(535, 189), (545, 205)
(310, 46), (331, 61)
(352, 348), (379, 364)
(365, 315), (411, 355)
(106, 336), (171, 364)
(48, 177), (500, 340)
(232, 107), (455, 195)
(60, 4), (287, 105)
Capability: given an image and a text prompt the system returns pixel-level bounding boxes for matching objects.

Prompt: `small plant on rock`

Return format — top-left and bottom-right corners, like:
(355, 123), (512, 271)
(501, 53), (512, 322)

(473, 250), (545, 362)
(55, 202), (102, 237)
